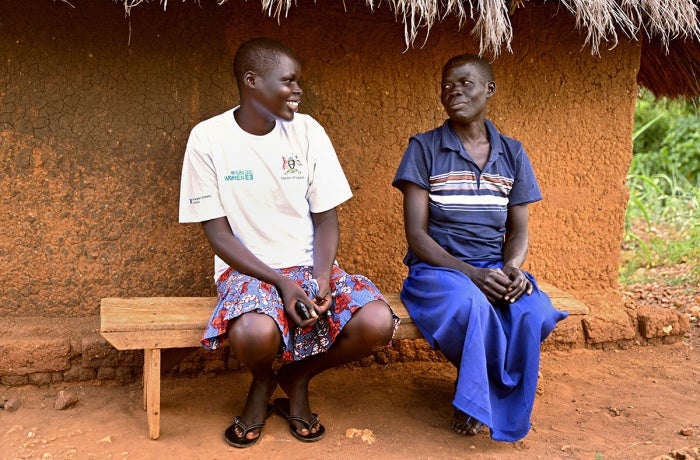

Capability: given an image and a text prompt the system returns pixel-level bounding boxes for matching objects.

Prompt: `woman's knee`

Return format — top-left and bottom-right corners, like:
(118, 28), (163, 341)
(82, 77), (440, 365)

(227, 313), (280, 358)
(351, 301), (395, 347)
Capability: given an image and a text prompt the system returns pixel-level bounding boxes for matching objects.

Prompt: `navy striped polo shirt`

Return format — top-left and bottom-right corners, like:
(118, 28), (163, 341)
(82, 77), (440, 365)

(393, 119), (542, 266)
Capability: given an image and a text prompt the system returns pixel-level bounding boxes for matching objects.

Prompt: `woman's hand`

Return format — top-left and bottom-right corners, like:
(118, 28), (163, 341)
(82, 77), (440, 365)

(277, 277), (318, 329)
(312, 276), (333, 316)
(469, 267), (511, 304)
(502, 264), (532, 303)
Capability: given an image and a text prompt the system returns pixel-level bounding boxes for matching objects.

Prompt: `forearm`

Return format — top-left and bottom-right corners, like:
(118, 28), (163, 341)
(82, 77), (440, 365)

(407, 231), (478, 278)
(202, 217), (320, 327)
(500, 205), (533, 301)
(502, 233), (529, 269)
(401, 181), (477, 278)
(502, 204), (530, 269)
(311, 209), (339, 281)
(201, 218), (287, 288)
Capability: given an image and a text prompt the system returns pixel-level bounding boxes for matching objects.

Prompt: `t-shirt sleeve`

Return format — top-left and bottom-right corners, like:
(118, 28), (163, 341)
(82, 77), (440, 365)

(508, 144), (542, 206)
(305, 120), (353, 213)
(392, 135), (431, 191)
(178, 125), (226, 223)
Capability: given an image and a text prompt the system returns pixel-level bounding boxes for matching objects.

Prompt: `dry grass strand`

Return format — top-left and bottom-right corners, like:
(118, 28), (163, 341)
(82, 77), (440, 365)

(114, 0), (700, 57)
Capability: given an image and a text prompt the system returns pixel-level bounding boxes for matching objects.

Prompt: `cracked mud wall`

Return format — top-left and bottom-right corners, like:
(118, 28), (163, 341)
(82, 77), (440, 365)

(1, 1), (637, 319)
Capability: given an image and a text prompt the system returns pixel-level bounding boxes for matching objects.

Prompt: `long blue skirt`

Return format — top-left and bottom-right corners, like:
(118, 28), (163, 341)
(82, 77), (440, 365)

(401, 261), (568, 442)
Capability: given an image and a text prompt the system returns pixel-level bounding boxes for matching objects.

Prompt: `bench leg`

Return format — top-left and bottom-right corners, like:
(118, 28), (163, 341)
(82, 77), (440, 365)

(143, 348), (161, 440)
(143, 354), (149, 411)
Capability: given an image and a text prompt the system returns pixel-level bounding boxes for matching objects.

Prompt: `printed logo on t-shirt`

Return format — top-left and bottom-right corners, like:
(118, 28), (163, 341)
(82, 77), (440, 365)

(188, 194), (211, 204)
(224, 169), (254, 181)
(281, 155), (304, 180)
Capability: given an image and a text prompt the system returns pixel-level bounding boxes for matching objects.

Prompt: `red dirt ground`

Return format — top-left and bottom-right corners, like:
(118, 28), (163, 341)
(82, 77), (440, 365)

(2, 272), (699, 460)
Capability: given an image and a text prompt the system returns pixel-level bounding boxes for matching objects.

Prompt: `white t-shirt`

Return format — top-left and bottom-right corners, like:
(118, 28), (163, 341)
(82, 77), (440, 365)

(179, 108), (353, 281)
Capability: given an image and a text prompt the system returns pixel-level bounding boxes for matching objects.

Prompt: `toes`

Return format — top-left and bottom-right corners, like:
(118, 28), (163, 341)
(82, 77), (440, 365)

(451, 420), (467, 434)
(451, 409), (468, 434)
(292, 420), (319, 436)
(467, 421), (484, 436)
(234, 425), (260, 441)
(451, 409), (484, 436)
(289, 416), (321, 437)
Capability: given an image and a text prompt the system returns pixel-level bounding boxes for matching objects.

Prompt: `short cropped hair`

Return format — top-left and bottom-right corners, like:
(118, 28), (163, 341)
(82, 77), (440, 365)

(442, 53), (494, 83)
(233, 37), (299, 87)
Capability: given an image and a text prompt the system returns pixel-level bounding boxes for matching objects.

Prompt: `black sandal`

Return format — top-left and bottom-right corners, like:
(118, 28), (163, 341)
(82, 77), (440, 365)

(224, 417), (265, 448)
(223, 404), (274, 448)
(273, 397), (326, 442)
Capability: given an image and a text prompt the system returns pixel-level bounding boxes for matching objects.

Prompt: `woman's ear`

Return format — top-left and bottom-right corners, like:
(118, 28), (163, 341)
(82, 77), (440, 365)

(486, 81), (496, 98)
(243, 70), (257, 89)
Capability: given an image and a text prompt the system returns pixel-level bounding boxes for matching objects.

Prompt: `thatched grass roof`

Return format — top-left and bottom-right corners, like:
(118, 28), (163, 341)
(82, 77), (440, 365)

(118, 0), (700, 97)
(639, 35), (700, 99)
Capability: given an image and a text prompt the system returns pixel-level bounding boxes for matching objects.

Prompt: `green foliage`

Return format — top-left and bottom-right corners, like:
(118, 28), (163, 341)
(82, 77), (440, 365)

(633, 96), (669, 155)
(622, 169), (700, 285)
(631, 89), (700, 185)
(622, 91), (700, 285)
(657, 116), (700, 181)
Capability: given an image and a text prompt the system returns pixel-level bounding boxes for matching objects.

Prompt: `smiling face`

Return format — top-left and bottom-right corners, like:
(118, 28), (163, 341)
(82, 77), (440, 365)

(249, 53), (303, 122)
(440, 59), (495, 125)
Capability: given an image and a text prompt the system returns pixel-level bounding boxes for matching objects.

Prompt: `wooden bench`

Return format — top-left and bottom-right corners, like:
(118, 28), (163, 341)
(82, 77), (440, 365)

(100, 283), (588, 439)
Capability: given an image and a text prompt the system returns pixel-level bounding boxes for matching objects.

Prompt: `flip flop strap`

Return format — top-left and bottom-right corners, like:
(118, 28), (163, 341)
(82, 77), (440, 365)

(287, 413), (320, 430)
(234, 416), (265, 435)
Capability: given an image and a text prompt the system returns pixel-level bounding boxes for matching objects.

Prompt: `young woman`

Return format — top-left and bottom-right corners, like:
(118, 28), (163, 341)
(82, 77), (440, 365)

(180, 37), (398, 448)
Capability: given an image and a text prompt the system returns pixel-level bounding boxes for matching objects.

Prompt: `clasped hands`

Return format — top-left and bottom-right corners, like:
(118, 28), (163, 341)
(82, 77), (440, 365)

(471, 264), (532, 305)
(279, 277), (333, 329)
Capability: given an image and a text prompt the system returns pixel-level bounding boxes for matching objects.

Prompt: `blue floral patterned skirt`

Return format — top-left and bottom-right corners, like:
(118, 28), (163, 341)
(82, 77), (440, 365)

(201, 265), (399, 361)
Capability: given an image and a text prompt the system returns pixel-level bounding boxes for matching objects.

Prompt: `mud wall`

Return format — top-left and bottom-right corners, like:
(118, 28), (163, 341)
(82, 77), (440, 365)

(0, 0), (637, 319)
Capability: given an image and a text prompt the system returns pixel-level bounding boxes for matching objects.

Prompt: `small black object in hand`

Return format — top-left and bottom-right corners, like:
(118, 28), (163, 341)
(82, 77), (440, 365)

(295, 301), (311, 320)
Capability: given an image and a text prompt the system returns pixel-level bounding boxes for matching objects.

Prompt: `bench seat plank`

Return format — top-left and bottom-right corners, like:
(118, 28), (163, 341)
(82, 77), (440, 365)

(100, 283), (587, 350)
(101, 297), (218, 331)
(538, 282), (589, 315)
(100, 293), (419, 348)
(101, 329), (206, 350)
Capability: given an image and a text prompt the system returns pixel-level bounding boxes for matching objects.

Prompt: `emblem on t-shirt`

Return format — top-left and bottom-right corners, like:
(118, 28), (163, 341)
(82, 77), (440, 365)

(281, 155), (303, 179)
(224, 169), (254, 181)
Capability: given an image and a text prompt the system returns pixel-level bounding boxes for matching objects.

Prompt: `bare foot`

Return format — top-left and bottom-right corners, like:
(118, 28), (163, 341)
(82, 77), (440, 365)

(234, 373), (277, 441)
(276, 363), (322, 437)
(451, 408), (485, 436)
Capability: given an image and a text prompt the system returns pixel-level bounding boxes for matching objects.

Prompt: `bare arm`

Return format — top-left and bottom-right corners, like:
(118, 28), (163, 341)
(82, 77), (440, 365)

(309, 208), (339, 315)
(501, 203), (533, 302)
(402, 182), (470, 273)
(401, 181), (511, 303)
(201, 217), (316, 327)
